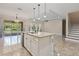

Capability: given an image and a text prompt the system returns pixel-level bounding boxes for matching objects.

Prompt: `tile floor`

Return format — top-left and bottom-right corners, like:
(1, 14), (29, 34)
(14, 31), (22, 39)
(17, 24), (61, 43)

(0, 35), (79, 56)
(53, 35), (79, 56)
(0, 35), (31, 56)
(0, 44), (31, 56)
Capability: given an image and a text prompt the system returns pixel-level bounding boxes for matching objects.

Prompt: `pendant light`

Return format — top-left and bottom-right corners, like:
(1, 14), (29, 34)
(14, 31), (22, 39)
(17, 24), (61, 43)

(33, 7), (36, 21)
(15, 14), (19, 22)
(37, 4), (40, 20)
(44, 3), (46, 18)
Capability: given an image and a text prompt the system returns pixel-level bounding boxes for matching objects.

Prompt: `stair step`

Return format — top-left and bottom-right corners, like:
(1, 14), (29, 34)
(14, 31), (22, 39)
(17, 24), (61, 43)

(68, 34), (79, 36)
(65, 38), (79, 43)
(72, 26), (79, 28)
(72, 26), (79, 27)
(70, 31), (79, 33)
(67, 25), (79, 40)
(71, 26), (79, 28)
(72, 25), (79, 27)
(69, 32), (79, 35)
(66, 36), (79, 40)
(71, 29), (79, 31)
(68, 36), (79, 38)
(69, 28), (79, 30)
(68, 35), (79, 38)
(70, 32), (79, 33)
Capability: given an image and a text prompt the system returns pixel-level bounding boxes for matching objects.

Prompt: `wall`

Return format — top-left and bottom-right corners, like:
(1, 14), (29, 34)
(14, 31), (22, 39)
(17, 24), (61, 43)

(23, 19), (32, 32)
(69, 11), (79, 24)
(23, 19), (63, 36)
(66, 13), (72, 36)
(43, 20), (62, 35)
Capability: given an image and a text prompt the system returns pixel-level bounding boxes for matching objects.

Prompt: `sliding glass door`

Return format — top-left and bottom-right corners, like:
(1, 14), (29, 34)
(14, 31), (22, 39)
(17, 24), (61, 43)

(4, 20), (23, 47)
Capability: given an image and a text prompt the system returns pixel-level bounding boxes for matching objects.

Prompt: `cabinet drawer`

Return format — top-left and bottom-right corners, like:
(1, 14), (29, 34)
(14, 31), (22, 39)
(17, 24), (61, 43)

(24, 34), (33, 51)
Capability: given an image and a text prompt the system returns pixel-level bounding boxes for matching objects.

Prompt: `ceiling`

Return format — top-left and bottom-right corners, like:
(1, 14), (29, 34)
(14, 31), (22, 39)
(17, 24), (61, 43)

(0, 3), (79, 20)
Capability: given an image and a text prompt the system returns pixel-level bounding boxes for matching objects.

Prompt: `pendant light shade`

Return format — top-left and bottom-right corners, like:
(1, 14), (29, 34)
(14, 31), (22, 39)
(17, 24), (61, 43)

(15, 14), (19, 22)
(16, 14), (18, 19)
(37, 4), (40, 20)
(33, 7), (36, 21)
(32, 3), (47, 21)
(44, 3), (47, 18)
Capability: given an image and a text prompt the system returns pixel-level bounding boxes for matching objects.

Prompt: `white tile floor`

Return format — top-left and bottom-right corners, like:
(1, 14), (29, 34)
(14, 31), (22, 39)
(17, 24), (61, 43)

(4, 35), (21, 46)
(0, 44), (30, 56)
(1, 34), (79, 56)
(0, 35), (31, 56)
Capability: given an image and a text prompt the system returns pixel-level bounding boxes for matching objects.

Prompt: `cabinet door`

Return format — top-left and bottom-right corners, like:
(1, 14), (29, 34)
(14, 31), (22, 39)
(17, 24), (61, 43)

(24, 34), (30, 51)
(24, 34), (26, 46)
(30, 37), (38, 56)
(26, 35), (33, 51)
(39, 37), (50, 56)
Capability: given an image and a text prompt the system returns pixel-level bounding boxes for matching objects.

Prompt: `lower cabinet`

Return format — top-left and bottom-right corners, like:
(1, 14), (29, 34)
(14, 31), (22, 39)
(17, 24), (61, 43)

(30, 38), (38, 55)
(24, 34), (32, 52)
(24, 33), (53, 56)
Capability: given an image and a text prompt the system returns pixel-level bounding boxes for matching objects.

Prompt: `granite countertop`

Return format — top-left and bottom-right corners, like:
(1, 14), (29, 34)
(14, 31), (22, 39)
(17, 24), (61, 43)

(27, 32), (53, 38)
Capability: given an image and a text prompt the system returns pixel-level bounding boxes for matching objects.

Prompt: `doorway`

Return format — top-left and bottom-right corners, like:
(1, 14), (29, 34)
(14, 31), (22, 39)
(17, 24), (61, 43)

(3, 20), (23, 47)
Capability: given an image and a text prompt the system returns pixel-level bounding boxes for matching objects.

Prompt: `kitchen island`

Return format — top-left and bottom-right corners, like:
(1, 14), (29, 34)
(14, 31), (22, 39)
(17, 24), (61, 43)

(23, 32), (53, 56)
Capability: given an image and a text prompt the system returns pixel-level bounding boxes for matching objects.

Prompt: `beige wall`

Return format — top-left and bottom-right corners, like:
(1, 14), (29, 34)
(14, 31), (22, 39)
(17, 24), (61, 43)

(69, 11), (79, 24)
(43, 20), (62, 35)
(23, 19), (32, 32)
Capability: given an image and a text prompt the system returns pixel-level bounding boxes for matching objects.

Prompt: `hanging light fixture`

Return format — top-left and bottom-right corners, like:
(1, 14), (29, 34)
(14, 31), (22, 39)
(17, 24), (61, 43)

(32, 3), (47, 21)
(33, 7), (36, 21)
(15, 14), (20, 22)
(44, 3), (47, 18)
(37, 4), (40, 20)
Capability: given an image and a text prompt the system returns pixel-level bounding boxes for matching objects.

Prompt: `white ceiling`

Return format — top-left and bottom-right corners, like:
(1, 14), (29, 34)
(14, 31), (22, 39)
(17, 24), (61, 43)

(0, 3), (79, 20)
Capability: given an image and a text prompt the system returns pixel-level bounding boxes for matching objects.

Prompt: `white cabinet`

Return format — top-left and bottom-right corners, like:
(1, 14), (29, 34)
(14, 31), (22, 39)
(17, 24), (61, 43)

(24, 32), (53, 56)
(24, 34), (33, 52)
(30, 38), (38, 55)
(24, 34), (27, 49)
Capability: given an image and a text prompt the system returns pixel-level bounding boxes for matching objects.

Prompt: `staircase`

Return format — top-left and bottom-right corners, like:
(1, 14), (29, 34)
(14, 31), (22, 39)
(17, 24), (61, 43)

(67, 24), (79, 40)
